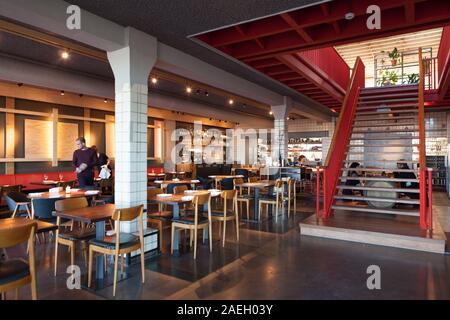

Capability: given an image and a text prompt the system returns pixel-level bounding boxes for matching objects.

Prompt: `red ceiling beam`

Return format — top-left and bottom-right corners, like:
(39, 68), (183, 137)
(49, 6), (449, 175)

(280, 12), (313, 43)
(278, 54), (344, 102)
(404, 2), (416, 23)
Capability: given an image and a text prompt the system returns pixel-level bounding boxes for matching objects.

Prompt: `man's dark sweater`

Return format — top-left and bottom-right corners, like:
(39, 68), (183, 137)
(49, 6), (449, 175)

(72, 148), (98, 177)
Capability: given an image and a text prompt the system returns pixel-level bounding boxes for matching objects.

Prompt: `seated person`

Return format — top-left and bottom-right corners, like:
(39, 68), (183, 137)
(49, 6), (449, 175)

(343, 162), (361, 197)
(394, 161), (419, 200)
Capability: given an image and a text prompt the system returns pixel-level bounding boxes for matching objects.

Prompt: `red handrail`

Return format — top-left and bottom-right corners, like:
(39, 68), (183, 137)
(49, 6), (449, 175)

(438, 26), (450, 84)
(322, 57), (365, 218)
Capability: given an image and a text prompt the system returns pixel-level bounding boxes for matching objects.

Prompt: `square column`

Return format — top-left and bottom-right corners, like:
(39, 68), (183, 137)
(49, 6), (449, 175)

(271, 97), (292, 166)
(107, 28), (157, 247)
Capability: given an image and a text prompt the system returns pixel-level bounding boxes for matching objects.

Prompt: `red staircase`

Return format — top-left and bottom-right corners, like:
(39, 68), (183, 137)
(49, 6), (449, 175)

(320, 50), (432, 230)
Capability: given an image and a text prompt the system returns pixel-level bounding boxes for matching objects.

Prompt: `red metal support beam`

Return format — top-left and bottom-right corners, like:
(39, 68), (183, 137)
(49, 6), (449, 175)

(280, 12), (313, 43)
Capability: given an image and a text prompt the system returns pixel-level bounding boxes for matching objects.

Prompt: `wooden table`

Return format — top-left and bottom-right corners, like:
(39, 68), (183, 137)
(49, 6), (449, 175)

(148, 191), (219, 254)
(0, 217), (57, 235)
(154, 180), (200, 190)
(235, 180), (276, 222)
(29, 180), (62, 186)
(208, 175), (244, 189)
(27, 190), (99, 200)
(53, 204), (115, 281)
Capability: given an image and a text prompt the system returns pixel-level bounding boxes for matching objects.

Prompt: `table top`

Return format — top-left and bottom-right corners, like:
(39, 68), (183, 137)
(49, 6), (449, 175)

(154, 180), (199, 184)
(208, 175), (244, 179)
(27, 190), (99, 200)
(30, 180), (63, 186)
(148, 173), (165, 176)
(149, 190), (219, 205)
(0, 217), (37, 230)
(235, 180), (276, 188)
(53, 203), (115, 223)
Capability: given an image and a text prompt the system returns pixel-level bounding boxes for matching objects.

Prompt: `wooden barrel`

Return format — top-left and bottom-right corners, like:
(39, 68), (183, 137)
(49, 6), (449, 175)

(363, 180), (398, 209)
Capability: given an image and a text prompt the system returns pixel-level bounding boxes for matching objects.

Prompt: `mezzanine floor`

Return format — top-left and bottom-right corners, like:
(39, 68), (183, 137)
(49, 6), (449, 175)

(3, 193), (450, 300)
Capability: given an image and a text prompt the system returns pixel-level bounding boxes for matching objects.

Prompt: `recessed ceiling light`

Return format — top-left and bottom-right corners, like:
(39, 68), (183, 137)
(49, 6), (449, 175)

(186, 86), (192, 93)
(205, 91), (209, 96)
(286, 117), (290, 120)
(344, 12), (355, 20)
(104, 98), (108, 103)
(228, 99), (234, 105)
(61, 51), (69, 59)
(269, 111), (273, 115)
(60, 90), (65, 96)
(151, 77), (157, 84)
(17, 83), (23, 87)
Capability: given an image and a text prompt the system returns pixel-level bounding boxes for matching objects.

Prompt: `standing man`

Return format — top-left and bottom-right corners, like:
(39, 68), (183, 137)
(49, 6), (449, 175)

(72, 137), (98, 188)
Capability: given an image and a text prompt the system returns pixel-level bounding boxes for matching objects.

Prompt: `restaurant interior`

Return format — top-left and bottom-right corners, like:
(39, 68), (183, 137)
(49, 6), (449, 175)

(1, 0), (450, 300)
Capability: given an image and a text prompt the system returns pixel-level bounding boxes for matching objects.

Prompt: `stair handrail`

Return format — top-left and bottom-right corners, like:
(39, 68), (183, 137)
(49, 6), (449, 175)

(322, 57), (365, 218)
(418, 47), (428, 230)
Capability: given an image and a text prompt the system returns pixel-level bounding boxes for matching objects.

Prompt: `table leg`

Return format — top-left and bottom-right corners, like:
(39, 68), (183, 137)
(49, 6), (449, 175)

(254, 188), (260, 221)
(172, 204), (180, 255)
(267, 186), (274, 218)
(203, 203), (209, 240)
(95, 221), (105, 280)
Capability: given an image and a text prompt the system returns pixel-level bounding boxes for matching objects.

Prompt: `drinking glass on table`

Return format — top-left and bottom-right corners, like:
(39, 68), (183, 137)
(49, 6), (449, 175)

(43, 174), (48, 181)
(59, 174), (64, 181)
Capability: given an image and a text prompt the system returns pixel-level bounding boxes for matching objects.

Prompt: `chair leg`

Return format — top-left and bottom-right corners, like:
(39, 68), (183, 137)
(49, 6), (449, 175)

(258, 202), (261, 221)
(209, 221), (213, 253)
(235, 214), (240, 242)
(54, 240), (59, 276)
(140, 245), (145, 283)
(158, 221), (163, 253)
(288, 196), (291, 218)
(193, 228), (198, 260)
(120, 254), (124, 276)
(203, 228), (206, 244)
(113, 253), (119, 297)
(70, 242), (75, 268)
(170, 225), (175, 255)
(294, 190), (297, 214)
(12, 205), (18, 218)
(88, 248), (93, 288)
(275, 203), (278, 223)
(246, 202), (249, 220)
(104, 254), (107, 273)
(222, 220), (226, 247)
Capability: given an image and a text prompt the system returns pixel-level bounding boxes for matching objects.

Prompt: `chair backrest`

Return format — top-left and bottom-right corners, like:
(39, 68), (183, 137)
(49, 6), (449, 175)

(193, 192), (211, 207)
(112, 205), (143, 222)
(0, 220), (37, 249)
(173, 185), (188, 195)
(248, 176), (259, 183)
(1, 185), (22, 198)
(221, 189), (236, 200)
(234, 178), (244, 186)
(220, 178), (234, 190)
(4, 192), (29, 211)
(147, 188), (163, 198)
(167, 183), (190, 194)
(165, 173), (175, 180)
(55, 197), (89, 212)
(31, 198), (59, 219)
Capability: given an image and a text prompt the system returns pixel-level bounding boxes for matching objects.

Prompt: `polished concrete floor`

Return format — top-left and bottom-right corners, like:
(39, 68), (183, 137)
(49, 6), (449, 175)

(3, 193), (450, 300)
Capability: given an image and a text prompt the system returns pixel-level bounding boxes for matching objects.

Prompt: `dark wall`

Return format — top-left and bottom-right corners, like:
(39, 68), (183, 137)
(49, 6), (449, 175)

(90, 109), (114, 119)
(148, 128), (155, 158)
(90, 122), (105, 153)
(148, 159), (163, 168)
(15, 161), (74, 174)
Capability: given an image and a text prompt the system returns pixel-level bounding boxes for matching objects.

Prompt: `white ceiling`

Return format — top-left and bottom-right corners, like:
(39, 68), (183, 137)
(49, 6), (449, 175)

(335, 28), (443, 88)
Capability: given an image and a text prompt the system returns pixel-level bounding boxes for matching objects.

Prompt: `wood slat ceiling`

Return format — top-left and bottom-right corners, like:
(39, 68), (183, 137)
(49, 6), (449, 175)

(335, 28), (443, 87)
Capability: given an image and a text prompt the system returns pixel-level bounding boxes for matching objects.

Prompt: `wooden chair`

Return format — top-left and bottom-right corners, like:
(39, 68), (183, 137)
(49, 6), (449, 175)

(0, 220), (37, 300)
(4, 192), (31, 219)
(233, 178), (251, 220)
(210, 190), (239, 247)
(286, 178), (297, 217)
(258, 180), (286, 223)
(92, 178), (114, 206)
(171, 192), (212, 259)
(173, 185), (188, 195)
(88, 205), (145, 297)
(147, 188), (173, 253)
(54, 197), (95, 276)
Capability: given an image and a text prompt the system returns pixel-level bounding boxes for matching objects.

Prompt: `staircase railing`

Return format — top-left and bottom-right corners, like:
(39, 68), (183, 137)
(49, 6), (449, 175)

(321, 57), (365, 218)
(418, 47), (433, 231)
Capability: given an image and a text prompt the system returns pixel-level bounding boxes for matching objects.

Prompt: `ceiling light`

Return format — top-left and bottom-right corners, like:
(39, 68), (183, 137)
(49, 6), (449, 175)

(61, 51), (69, 59)
(60, 90), (65, 96)
(17, 83), (23, 87)
(269, 111), (273, 115)
(344, 12), (355, 20)
(186, 86), (192, 93)
(151, 77), (157, 84)
(228, 99), (234, 105)
(286, 117), (290, 120)
(195, 89), (201, 95)
(104, 98), (108, 103)
(205, 91), (209, 96)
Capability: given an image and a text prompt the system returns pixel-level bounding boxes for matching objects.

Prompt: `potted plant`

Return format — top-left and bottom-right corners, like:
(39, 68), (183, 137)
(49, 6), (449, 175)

(377, 70), (398, 86)
(388, 47), (400, 66)
(406, 73), (419, 84)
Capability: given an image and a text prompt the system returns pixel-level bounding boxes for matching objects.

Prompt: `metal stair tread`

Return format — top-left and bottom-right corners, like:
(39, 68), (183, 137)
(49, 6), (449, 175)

(331, 204), (420, 216)
(334, 195), (420, 205)
(336, 184), (420, 193)
(339, 176), (419, 182)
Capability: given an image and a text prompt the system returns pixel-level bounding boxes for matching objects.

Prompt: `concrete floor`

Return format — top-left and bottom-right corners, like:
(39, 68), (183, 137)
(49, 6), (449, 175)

(3, 193), (450, 300)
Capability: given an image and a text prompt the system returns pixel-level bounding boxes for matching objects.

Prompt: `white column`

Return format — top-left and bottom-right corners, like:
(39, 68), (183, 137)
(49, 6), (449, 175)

(107, 28), (156, 245)
(271, 97), (292, 166)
